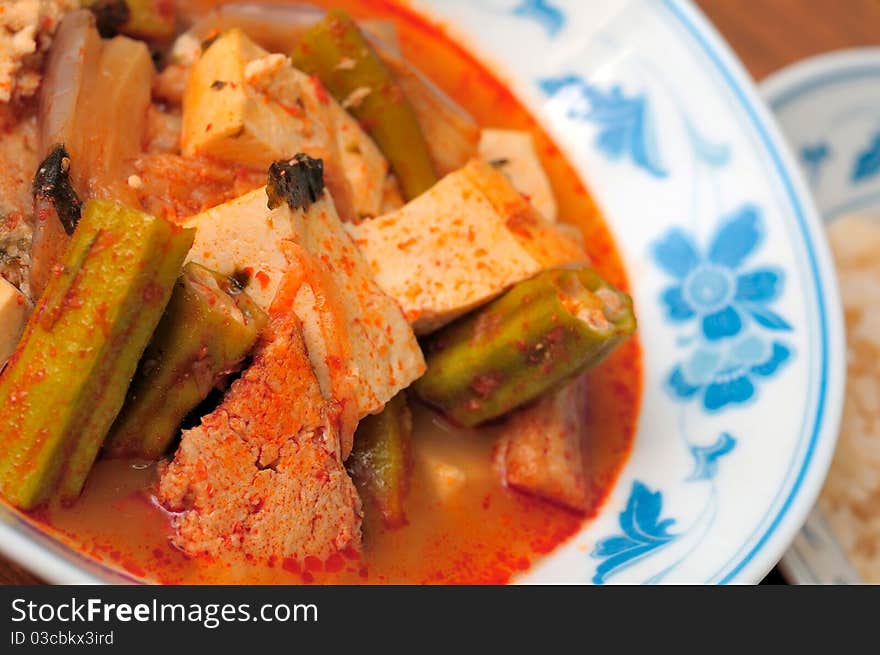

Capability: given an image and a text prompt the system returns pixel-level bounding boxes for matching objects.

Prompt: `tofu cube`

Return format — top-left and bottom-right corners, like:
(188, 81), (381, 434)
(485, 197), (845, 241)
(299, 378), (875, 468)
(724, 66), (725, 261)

(495, 375), (589, 512)
(181, 29), (389, 220)
(347, 159), (586, 334)
(184, 188), (425, 417)
(479, 129), (558, 222)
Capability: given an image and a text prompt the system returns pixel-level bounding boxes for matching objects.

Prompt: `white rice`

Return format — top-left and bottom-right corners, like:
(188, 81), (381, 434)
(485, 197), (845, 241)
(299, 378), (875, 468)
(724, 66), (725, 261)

(818, 214), (880, 581)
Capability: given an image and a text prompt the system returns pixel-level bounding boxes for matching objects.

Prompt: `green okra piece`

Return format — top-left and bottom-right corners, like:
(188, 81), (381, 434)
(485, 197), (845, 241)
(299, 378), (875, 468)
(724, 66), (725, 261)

(106, 262), (267, 459)
(291, 9), (437, 200)
(346, 392), (412, 529)
(86, 0), (176, 41)
(0, 200), (194, 509)
(413, 267), (636, 427)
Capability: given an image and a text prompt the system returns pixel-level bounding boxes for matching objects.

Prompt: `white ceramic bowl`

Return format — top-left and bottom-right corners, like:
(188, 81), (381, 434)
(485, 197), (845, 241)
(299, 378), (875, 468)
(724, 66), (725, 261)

(763, 47), (880, 585)
(0, 0), (846, 584)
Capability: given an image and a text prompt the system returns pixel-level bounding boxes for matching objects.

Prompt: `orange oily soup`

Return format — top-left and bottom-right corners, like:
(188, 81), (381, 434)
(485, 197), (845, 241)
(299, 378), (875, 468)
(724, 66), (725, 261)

(23, 0), (643, 584)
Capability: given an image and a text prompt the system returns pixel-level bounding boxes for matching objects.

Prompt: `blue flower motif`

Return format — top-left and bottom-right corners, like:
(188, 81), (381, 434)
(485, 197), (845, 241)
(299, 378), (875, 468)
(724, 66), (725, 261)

(539, 76), (667, 178)
(668, 333), (791, 411)
(652, 204), (791, 340)
(852, 132), (880, 183)
(687, 433), (737, 481)
(591, 481), (677, 584)
(512, 0), (565, 37)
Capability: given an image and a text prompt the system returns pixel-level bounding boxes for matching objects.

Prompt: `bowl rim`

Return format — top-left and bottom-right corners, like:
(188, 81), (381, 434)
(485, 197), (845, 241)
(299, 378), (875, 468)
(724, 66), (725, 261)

(0, 0), (847, 585)
(620, 0), (845, 584)
(761, 47), (880, 117)
(760, 46), (880, 584)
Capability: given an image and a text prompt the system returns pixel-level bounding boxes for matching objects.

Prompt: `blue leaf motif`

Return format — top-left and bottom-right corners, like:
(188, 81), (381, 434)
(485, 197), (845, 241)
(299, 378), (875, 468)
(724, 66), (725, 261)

(801, 142), (830, 167)
(750, 342), (791, 377)
(685, 120), (731, 168)
(735, 268), (783, 303)
(591, 482), (677, 584)
(512, 0), (565, 37)
(668, 366), (701, 399)
(537, 74), (579, 97)
(539, 76), (667, 178)
(687, 433), (737, 481)
(745, 304), (793, 331)
(852, 133), (880, 183)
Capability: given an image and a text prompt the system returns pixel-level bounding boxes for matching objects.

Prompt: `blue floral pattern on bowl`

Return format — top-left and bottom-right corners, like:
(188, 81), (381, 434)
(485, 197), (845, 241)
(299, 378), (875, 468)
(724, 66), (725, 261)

(592, 482), (677, 584)
(652, 204), (791, 341)
(593, 433), (737, 584)
(538, 76), (667, 178)
(668, 334), (791, 411)
(852, 132), (880, 183)
(512, 0), (565, 37)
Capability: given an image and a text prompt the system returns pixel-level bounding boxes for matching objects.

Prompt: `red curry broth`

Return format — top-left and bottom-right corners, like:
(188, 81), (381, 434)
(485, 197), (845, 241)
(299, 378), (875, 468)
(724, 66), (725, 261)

(31, 0), (642, 584)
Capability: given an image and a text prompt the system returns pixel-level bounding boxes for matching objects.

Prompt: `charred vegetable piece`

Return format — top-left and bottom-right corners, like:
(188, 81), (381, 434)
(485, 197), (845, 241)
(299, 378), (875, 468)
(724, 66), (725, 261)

(32, 145), (82, 236)
(0, 200), (194, 509)
(106, 263), (267, 459)
(291, 9), (437, 200)
(30, 146), (84, 299)
(413, 267), (636, 427)
(86, 0), (176, 41)
(346, 392), (413, 528)
(88, 0), (130, 38)
(266, 154), (325, 212)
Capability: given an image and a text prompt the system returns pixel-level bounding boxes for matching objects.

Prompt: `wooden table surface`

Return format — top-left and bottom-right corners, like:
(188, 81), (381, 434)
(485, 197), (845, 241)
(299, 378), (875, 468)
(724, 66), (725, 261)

(2, 0), (879, 587)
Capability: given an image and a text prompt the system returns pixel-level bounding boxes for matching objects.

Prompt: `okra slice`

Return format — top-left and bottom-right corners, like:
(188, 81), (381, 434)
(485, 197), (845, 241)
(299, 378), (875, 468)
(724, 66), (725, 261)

(0, 200), (194, 509)
(413, 267), (636, 427)
(291, 9), (437, 200)
(87, 0), (176, 41)
(346, 392), (413, 529)
(106, 262), (267, 459)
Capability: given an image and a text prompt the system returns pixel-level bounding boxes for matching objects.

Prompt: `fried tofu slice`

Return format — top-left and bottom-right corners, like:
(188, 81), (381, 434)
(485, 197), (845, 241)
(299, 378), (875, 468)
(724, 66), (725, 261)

(184, 187), (425, 421)
(157, 279), (362, 562)
(495, 374), (590, 512)
(181, 29), (391, 220)
(479, 129), (557, 222)
(347, 159), (586, 334)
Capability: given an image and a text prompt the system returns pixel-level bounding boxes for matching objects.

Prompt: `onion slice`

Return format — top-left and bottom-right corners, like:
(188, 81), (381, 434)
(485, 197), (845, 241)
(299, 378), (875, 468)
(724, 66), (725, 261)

(37, 10), (103, 157)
